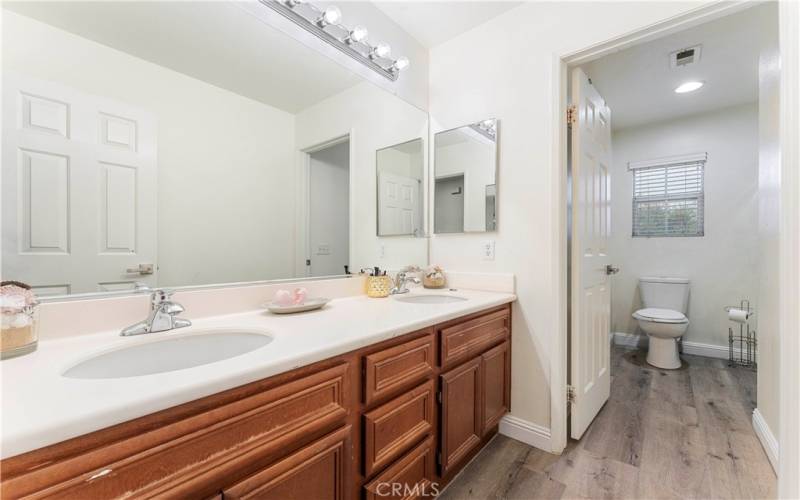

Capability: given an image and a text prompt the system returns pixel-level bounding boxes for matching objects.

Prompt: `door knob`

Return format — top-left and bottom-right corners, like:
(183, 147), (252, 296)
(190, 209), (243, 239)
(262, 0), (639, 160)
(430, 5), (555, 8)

(606, 265), (620, 275)
(126, 263), (154, 275)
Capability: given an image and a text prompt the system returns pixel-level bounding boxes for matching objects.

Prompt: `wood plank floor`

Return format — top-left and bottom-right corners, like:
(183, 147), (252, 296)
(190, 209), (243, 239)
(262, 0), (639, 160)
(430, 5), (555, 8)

(439, 347), (776, 500)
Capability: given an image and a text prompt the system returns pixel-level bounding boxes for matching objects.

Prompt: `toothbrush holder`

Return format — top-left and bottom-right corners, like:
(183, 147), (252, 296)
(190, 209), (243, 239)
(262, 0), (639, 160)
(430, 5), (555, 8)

(366, 275), (392, 298)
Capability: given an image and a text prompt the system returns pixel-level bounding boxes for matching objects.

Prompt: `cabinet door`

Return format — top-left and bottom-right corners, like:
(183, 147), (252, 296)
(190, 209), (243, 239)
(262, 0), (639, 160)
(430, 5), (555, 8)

(222, 426), (350, 500)
(481, 340), (510, 435)
(439, 357), (481, 475)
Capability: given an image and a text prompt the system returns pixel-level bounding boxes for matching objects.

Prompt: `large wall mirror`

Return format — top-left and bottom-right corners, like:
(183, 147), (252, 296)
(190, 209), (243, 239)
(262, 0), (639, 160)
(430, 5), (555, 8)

(376, 138), (424, 237)
(1, 1), (429, 298)
(433, 119), (498, 233)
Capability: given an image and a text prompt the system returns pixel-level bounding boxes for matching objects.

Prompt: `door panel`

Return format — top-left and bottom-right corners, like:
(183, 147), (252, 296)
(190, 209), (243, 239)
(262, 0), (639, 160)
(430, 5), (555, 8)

(570, 67), (612, 439)
(378, 171), (421, 236)
(480, 340), (510, 435)
(2, 72), (157, 294)
(439, 357), (481, 475)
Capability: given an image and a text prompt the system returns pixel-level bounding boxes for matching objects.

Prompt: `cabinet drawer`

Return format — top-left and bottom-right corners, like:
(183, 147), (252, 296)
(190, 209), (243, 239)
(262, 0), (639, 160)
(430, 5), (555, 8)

(481, 340), (510, 435)
(363, 436), (435, 500)
(363, 380), (434, 478)
(222, 425), (350, 500)
(2, 364), (350, 499)
(440, 307), (509, 369)
(363, 332), (434, 406)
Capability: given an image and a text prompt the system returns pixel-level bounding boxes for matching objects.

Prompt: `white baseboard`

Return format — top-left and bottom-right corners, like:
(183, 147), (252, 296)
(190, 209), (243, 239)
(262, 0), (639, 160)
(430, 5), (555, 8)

(752, 408), (779, 473)
(612, 332), (739, 360)
(499, 415), (552, 452)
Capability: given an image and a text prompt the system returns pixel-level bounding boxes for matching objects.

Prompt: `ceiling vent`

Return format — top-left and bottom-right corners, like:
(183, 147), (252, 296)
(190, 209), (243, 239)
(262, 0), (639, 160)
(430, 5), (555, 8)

(670, 45), (702, 68)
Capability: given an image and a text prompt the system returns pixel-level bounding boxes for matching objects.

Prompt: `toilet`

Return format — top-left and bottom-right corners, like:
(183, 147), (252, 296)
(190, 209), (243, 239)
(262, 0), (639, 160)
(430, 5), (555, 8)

(633, 277), (690, 369)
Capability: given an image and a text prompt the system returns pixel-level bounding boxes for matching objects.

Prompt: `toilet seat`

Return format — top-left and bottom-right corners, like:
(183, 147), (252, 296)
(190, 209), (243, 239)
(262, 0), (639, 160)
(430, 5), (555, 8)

(633, 308), (688, 324)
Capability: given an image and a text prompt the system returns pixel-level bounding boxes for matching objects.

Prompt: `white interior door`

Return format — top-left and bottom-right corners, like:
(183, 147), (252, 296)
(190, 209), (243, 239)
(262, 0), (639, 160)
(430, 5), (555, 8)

(570, 67), (612, 439)
(2, 73), (157, 296)
(307, 141), (349, 277)
(378, 171), (420, 236)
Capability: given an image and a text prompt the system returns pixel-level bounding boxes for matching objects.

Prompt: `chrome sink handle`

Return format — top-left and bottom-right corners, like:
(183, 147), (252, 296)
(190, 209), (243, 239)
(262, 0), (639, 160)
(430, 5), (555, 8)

(121, 289), (191, 336)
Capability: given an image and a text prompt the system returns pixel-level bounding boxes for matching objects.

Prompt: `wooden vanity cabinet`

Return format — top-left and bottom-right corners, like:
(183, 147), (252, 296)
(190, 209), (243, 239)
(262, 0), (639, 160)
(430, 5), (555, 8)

(0, 304), (511, 500)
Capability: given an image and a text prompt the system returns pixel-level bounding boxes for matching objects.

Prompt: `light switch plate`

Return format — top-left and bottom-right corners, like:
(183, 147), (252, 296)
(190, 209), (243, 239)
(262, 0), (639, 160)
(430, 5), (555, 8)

(482, 240), (495, 260)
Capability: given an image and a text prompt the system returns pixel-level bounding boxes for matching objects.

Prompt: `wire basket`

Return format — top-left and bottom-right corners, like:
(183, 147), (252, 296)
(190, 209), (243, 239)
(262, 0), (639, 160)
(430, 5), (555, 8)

(726, 299), (756, 369)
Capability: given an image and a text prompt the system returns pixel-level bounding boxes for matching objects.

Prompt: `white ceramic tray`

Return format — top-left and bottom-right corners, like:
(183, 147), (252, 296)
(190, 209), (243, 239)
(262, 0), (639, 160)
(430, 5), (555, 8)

(263, 297), (330, 314)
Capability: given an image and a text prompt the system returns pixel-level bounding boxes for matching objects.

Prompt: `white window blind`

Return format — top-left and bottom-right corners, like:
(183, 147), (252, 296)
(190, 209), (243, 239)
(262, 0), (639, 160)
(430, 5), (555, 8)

(630, 154), (705, 237)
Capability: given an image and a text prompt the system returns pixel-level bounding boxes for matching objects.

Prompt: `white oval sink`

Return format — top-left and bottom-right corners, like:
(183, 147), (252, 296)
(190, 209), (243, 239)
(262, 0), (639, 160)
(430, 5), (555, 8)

(63, 330), (273, 379)
(394, 294), (468, 304)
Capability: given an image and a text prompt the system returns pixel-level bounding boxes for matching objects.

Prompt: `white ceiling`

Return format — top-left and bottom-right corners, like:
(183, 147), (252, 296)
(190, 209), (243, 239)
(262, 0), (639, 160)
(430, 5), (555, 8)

(3, 1), (364, 113)
(372, 1), (522, 48)
(582, 3), (776, 131)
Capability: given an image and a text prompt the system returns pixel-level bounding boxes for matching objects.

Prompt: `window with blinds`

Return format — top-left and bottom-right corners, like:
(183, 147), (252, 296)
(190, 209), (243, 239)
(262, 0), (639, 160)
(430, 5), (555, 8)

(631, 156), (705, 237)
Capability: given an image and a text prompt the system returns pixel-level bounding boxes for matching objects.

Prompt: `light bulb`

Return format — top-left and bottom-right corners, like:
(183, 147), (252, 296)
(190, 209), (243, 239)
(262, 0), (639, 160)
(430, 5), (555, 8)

(392, 56), (410, 71)
(372, 42), (391, 59)
(674, 81), (704, 93)
(317, 5), (342, 26)
(348, 25), (368, 44)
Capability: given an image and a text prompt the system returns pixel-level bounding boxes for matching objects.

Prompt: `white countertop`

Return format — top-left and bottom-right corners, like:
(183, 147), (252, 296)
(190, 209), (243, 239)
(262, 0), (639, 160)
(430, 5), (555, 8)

(0, 289), (515, 459)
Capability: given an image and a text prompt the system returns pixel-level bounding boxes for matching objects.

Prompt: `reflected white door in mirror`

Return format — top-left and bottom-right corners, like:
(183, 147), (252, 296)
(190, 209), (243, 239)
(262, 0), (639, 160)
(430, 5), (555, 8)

(377, 138), (424, 237)
(1, 73), (158, 297)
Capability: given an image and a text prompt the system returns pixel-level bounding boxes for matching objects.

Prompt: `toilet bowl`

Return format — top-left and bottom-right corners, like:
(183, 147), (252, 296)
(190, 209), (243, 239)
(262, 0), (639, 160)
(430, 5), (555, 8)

(633, 308), (689, 369)
(633, 277), (690, 369)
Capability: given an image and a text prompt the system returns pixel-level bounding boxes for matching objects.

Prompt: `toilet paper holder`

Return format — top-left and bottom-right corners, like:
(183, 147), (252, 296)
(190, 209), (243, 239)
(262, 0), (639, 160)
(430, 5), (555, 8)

(724, 299), (756, 369)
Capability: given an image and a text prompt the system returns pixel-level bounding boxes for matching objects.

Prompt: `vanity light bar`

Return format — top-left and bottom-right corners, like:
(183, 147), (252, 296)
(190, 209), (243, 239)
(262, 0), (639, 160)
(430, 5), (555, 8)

(261, 0), (409, 81)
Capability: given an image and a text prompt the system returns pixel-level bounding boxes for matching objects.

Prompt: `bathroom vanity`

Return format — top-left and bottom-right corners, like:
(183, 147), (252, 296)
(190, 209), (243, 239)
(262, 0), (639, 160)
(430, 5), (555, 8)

(0, 301), (511, 499)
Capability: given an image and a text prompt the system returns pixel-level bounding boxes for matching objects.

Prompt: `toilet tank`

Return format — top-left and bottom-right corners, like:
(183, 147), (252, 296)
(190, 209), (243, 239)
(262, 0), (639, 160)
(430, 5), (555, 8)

(639, 277), (690, 313)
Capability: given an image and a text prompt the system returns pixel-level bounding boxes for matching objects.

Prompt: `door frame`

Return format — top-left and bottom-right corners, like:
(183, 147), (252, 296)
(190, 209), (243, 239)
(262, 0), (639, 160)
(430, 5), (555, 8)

(552, 8), (799, 496)
(296, 133), (352, 278)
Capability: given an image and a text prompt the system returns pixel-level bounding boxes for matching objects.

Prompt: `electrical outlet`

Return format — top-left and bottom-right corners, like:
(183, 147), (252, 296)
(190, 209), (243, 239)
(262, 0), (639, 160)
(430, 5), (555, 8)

(316, 244), (330, 255)
(379, 243), (386, 259)
(482, 240), (495, 261)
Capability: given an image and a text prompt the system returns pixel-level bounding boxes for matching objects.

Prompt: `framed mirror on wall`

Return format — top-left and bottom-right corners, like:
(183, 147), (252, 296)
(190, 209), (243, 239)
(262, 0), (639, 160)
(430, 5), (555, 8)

(1, 1), (429, 299)
(376, 138), (425, 237)
(433, 119), (498, 234)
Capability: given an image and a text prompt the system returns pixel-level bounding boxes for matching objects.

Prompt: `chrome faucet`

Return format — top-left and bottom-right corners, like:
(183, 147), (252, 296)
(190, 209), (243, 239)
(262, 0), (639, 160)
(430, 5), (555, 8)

(391, 266), (421, 295)
(120, 289), (191, 336)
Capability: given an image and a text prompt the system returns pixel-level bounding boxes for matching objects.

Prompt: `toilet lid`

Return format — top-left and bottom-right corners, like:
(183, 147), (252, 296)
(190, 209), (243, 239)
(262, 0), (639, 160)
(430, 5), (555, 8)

(633, 308), (687, 323)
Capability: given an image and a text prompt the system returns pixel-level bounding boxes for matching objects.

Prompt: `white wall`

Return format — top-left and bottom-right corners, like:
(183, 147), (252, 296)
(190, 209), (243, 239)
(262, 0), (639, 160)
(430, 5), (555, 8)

(309, 142), (350, 276)
(608, 104), (759, 350)
(756, 6), (781, 447)
(295, 82), (429, 273)
(428, 0), (717, 439)
(3, 11), (298, 287)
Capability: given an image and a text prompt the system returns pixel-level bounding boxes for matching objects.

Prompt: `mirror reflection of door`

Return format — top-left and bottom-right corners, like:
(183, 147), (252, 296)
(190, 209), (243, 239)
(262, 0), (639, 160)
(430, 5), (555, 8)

(376, 138), (424, 237)
(308, 140), (350, 277)
(434, 175), (465, 233)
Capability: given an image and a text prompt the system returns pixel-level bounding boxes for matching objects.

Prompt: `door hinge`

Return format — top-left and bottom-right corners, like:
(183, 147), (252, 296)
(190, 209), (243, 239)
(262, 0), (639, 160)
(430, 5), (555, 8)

(567, 385), (576, 404)
(305, 259), (311, 266)
(567, 105), (577, 127)
(437, 391), (442, 404)
(437, 452), (442, 465)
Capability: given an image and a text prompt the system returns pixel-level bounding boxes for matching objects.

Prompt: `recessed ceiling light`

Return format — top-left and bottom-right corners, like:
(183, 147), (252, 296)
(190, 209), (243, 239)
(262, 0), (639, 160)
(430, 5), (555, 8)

(674, 81), (704, 94)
